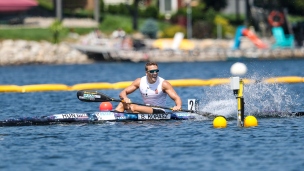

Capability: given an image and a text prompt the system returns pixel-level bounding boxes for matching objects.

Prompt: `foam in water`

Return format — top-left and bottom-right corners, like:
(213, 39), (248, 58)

(198, 76), (300, 118)
(199, 84), (236, 118)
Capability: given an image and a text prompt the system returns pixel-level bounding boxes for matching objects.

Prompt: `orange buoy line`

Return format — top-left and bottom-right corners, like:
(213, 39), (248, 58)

(0, 76), (303, 93)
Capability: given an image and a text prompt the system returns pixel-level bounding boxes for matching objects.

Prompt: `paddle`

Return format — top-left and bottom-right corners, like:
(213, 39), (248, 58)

(77, 90), (197, 113)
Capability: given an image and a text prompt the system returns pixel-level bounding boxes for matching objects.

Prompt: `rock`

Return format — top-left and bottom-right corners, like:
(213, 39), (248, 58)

(0, 40), (93, 66)
(0, 38), (304, 66)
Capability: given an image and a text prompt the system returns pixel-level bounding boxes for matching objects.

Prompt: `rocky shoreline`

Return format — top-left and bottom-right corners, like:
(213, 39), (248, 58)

(0, 40), (93, 66)
(1, 39), (304, 66)
(1, 17), (303, 66)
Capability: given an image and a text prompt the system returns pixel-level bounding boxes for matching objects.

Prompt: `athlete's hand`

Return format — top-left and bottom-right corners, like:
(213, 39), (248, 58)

(121, 98), (132, 110)
(125, 98), (132, 104)
(121, 98), (132, 104)
(172, 106), (181, 111)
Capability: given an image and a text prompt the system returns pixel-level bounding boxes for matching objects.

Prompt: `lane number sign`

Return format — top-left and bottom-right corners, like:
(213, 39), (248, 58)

(188, 99), (198, 111)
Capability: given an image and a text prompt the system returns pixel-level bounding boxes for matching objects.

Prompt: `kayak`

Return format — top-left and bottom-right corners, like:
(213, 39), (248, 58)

(0, 111), (201, 127)
(0, 91), (204, 127)
(1, 110), (303, 127)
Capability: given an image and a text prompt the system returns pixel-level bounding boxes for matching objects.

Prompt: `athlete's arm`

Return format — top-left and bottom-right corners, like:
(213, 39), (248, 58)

(119, 78), (141, 102)
(162, 80), (182, 110)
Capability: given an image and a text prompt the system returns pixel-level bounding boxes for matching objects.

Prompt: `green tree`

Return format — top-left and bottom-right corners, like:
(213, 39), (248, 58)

(141, 5), (159, 19)
(281, 0), (304, 16)
(49, 19), (63, 43)
(254, 0), (304, 16)
(100, 0), (105, 13)
(140, 18), (158, 38)
(202, 0), (227, 11)
(171, 3), (206, 24)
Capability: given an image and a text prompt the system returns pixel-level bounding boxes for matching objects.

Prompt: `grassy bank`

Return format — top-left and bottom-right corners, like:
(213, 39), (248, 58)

(0, 27), (93, 42)
(0, 15), (171, 42)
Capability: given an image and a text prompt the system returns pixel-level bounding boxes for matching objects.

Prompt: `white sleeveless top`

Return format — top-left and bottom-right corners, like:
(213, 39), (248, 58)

(139, 76), (167, 106)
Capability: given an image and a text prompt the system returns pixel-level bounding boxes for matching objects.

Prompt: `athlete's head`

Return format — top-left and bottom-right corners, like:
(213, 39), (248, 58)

(145, 62), (159, 83)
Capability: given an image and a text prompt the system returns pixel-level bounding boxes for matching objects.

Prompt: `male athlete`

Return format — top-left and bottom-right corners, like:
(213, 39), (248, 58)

(114, 62), (182, 114)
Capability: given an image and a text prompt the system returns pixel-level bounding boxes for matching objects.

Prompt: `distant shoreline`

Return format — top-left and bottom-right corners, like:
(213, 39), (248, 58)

(1, 39), (304, 66)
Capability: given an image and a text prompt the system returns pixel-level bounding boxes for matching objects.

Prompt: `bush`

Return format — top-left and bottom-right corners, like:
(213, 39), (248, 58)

(192, 21), (214, 38)
(191, 4), (206, 23)
(140, 18), (159, 39)
(191, 8), (217, 39)
(99, 0), (105, 13)
(64, 9), (94, 18)
(107, 5), (119, 14)
(107, 3), (129, 15)
(170, 8), (186, 24)
(37, 0), (53, 11)
(171, 4), (206, 24)
(214, 15), (235, 38)
(204, 8), (217, 23)
(160, 25), (186, 38)
(49, 19), (64, 43)
(140, 5), (158, 19)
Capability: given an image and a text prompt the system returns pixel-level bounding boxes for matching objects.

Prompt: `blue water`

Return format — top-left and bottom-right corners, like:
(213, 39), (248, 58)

(0, 60), (304, 171)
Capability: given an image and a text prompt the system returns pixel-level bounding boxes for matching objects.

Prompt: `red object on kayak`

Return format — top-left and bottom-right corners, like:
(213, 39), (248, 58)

(99, 102), (113, 111)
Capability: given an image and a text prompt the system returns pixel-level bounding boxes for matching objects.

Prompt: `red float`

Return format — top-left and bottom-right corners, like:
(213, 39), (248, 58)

(99, 102), (113, 111)
(268, 10), (285, 27)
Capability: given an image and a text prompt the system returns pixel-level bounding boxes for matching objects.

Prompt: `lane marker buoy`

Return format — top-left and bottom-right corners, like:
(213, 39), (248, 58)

(213, 116), (227, 128)
(244, 115), (258, 127)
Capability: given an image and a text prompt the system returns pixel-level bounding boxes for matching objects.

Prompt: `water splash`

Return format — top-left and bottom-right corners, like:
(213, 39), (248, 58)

(199, 84), (236, 118)
(198, 76), (300, 118)
(244, 78), (300, 117)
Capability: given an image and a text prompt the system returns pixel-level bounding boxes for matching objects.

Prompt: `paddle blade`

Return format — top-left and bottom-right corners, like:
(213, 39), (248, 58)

(77, 90), (113, 102)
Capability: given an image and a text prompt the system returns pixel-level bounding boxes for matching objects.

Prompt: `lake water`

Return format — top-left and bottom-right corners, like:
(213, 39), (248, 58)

(0, 59), (303, 171)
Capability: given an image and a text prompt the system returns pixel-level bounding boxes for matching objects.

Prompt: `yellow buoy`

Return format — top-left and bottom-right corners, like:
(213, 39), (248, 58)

(168, 79), (210, 87)
(244, 115), (258, 127)
(0, 85), (22, 93)
(213, 116), (227, 128)
(112, 81), (133, 89)
(21, 84), (70, 92)
(263, 76), (303, 84)
(70, 82), (113, 90)
(208, 78), (230, 86)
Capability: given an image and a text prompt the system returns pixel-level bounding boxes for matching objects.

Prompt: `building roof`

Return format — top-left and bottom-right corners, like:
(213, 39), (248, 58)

(0, 0), (38, 13)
